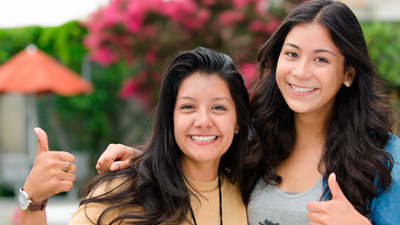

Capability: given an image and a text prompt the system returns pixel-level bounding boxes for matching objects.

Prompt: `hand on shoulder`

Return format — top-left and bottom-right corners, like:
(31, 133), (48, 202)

(96, 144), (140, 174)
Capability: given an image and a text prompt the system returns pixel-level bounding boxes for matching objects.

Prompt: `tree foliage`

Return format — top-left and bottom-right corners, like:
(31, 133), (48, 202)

(83, 0), (303, 107)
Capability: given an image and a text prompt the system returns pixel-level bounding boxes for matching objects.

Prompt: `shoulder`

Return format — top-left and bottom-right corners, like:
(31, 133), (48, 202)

(384, 133), (400, 158)
(384, 133), (400, 171)
(383, 133), (400, 181)
(220, 173), (240, 192)
(88, 176), (131, 198)
(68, 177), (132, 225)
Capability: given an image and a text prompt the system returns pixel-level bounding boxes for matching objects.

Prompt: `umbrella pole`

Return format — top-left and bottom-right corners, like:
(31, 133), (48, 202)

(27, 94), (38, 163)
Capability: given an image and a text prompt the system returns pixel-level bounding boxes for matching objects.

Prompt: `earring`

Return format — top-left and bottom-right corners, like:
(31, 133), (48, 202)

(235, 129), (239, 135)
(344, 80), (351, 87)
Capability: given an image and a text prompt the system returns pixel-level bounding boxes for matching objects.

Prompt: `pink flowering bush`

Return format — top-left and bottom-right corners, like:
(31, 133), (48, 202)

(84, 0), (301, 108)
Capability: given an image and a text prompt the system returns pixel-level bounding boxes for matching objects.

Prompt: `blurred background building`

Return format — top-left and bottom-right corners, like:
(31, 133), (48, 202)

(342, 0), (400, 21)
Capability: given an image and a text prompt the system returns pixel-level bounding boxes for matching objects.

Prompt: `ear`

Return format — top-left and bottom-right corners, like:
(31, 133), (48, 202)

(344, 66), (356, 83)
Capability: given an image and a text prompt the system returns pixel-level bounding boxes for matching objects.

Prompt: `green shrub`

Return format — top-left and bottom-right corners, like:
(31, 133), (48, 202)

(362, 22), (400, 88)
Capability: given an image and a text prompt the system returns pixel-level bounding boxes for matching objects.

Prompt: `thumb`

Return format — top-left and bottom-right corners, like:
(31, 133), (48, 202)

(110, 163), (120, 171)
(328, 173), (346, 201)
(34, 127), (49, 154)
(110, 160), (130, 171)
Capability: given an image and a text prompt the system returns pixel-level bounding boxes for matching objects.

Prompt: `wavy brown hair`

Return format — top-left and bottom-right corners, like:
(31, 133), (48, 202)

(80, 47), (251, 224)
(242, 0), (395, 217)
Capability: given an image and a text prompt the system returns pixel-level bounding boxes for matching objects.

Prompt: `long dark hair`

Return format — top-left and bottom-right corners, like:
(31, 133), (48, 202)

(81, 47), (251, 224)
(243, 0), (394, 217)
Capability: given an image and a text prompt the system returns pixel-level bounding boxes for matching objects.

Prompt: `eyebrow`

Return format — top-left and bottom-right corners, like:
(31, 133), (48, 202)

(177, 96), (233, 103)
(283, 43), (336, 56)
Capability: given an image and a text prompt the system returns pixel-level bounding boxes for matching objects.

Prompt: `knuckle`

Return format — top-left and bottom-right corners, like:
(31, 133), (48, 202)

(107, 143), (116, 149)
(65, 183), (74, 191)
(116, 144), (125, 149)
(48, 182), (58, 191)
(104, 157), (112, 163)
(47, 152), (57, 159)
(47, 160), (58, 168)
(70, 155), (76, 163)
(48, 169), (58, 178)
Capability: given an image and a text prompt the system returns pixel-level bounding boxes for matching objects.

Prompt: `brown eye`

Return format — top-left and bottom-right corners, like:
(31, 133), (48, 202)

(315, 57), (328, 63)
(286, 52), (298, 58)
(213, 105), (226, 111)
(180, 105), (194, 110)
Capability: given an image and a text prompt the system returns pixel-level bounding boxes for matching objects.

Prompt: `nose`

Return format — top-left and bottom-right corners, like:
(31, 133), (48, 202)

(292, 59), (312, 79)
(194, 108), (213, 128)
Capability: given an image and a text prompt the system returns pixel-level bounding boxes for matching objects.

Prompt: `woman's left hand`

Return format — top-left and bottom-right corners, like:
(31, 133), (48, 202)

(306, 173), (371, 225)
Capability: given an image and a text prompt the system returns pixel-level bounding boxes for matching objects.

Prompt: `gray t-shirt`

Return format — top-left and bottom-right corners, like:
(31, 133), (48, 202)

(247, 176), (323, 225)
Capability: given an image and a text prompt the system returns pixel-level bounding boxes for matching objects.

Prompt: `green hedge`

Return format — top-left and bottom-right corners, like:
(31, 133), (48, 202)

(362, 22), (400, 88)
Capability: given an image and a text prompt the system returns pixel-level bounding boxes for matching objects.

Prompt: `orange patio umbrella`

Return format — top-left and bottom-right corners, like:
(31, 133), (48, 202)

(0, 44), (92, 161)
(0, 45), (92, 95)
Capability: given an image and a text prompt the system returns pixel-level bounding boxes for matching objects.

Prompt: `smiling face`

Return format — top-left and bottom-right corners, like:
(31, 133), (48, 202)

(174, 72), (237, 179)
(276, 22), (354, 118)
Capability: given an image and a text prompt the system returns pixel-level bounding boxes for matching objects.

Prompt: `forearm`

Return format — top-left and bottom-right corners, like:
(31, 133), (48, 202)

(19, 210), (47, 225)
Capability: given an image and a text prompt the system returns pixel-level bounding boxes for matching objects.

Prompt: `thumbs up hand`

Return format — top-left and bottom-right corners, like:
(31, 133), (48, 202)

(306, 173), (371, 225)
(96, 143), (138, 174)
(22, 128), (76, 202)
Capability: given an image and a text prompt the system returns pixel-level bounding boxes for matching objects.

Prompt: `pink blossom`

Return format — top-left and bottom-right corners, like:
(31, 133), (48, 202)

(83, 34), (101, 49)
(184, 19), (200, 30)
(115, 35), (131, 49)
(197, 8), (210, 23)
(151, 71), (161, 83)
(122, 11), (144, 33)
(135, 92), (153, 111)
(160, 0), (197, 22)
(218, 11), (244, 27)
(143, 25), (156, 36)
(253, 0), (268, 16)
(233, 0), (261, 9)
(238, 62), (256, 88)
(248, 20), (264, 32)
(118, 77), (138, 99)
(184, 9), (210, 30)
(126, 0), (151, 16)
(90, 46), (119, 66)
(123, 0), (161, 33)
(201, 0), (215, 6)
(103, 0), (124, 27)
(145, 49), (157, 65)
(118, 76), (153, 111)
(265, 18), (280, 34)
(233, 0), (249, 9)
(85, 10), (107, 34)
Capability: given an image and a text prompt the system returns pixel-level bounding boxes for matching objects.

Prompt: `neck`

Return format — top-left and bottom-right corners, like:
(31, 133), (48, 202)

(180, 160), (220, 182)
(293, 111), (329, 157)
(294, 108), (331, 138)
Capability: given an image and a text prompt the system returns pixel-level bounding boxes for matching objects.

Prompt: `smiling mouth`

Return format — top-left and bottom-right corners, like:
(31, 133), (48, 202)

(190, 136), (218, 141)
(290, 84), (316, 93)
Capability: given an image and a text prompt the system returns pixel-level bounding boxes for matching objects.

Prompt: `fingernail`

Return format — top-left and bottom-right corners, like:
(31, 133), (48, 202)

(110, 164), (119, 171)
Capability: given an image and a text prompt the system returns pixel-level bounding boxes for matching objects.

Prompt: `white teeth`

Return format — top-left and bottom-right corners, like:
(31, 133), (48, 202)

(291, 84), (315, 93)
(191, 136), (217, 141)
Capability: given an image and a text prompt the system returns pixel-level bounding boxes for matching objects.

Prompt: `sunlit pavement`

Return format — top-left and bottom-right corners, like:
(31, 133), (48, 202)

(0, 197), (79, 225)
